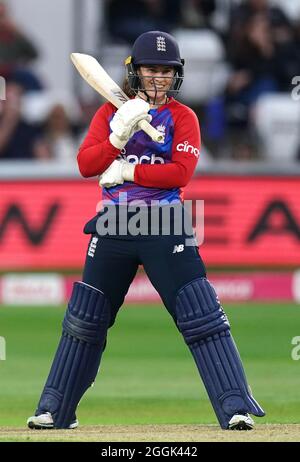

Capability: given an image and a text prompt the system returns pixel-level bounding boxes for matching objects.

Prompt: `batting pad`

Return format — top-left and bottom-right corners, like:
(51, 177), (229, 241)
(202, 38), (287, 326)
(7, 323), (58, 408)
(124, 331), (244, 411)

(175, 278), (265, 429)
(37, 282), (111, 428)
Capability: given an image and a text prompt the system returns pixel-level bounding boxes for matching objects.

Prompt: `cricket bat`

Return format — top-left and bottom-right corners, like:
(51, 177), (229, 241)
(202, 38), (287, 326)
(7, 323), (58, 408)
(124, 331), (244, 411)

(70, 53), (164, 143)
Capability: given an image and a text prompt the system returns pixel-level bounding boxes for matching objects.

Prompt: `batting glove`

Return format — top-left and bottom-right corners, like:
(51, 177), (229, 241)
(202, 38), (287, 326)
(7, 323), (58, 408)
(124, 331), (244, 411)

(99, 159), (135, 188)
(109, 99), (152, 149)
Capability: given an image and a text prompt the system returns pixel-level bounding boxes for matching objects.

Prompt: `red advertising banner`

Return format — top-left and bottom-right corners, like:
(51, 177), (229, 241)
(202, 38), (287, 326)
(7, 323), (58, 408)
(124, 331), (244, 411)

(185, 176), (300, 266)
(0, 180), (99, 269)
(0, 176), (299, 269)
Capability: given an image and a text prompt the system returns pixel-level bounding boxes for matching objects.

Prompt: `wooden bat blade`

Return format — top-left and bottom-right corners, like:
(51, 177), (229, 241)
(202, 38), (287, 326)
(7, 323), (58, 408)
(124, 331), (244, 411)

(70, 53), (164, 143)
(70, 53), (123, 107)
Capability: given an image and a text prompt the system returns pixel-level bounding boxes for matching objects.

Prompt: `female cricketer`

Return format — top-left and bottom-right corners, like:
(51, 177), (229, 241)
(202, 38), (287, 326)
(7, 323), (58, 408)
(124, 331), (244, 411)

(27, 31), (265, 431)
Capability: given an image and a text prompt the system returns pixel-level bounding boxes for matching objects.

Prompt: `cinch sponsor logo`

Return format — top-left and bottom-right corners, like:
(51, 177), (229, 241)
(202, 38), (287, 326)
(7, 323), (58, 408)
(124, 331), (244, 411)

(176, 141), (200, 158)
(123, 154), (165, 164)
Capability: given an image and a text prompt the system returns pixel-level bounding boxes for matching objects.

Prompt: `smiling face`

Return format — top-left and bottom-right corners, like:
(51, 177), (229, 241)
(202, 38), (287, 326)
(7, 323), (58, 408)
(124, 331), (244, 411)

(138, 65), (175, 106)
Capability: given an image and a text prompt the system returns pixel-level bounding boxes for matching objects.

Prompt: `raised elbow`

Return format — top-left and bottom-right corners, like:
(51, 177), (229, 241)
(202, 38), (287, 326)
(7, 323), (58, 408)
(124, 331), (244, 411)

(77, 153), (92, 178)
(178, 179), (189, 188)
(77, 162), (89, 178)
(175, 168), (190, 188)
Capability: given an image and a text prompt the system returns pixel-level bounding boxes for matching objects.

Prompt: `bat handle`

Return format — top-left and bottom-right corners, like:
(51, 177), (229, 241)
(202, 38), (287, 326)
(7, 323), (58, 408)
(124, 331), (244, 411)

(138, 119), (165, 143)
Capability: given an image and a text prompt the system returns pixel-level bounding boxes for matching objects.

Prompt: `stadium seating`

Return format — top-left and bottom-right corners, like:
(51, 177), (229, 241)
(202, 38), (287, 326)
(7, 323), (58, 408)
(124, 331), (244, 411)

(253, 93), (300, 161)
(172, 28), (229, 104)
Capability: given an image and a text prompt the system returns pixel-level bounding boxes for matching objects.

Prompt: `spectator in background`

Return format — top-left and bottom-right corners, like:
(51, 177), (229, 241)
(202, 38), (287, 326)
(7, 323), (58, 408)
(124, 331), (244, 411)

(229, 0), (290, 40)
(0, 1), (39, 84)
(226, 12), (279, 125)
(294, 16), (300, 45)
(0, 80), (42, 160)
(221, 1), (300, 160)
(293, 17), (300, 79)
(105, 0), (181, 43)
(34, 101), (82, 163)
(228, 0), (300, 93)
(223, 12), (280, 159)
(273, 15), (300, 92)
(181, 0), (216, 29)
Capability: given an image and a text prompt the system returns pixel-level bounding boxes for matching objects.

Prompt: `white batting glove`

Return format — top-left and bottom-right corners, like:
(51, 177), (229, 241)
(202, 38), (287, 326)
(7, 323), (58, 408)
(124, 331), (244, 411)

(109, 99), (152, 149)
(99, 159), (135, 188)
(99, 159), (125, 188)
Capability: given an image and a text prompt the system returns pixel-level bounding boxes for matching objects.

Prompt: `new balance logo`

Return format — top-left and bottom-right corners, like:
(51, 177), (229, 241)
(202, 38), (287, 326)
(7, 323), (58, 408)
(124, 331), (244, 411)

(88, 237), (98, 257)
(156, 36), (166, 52)
(173, 244), (184, 253)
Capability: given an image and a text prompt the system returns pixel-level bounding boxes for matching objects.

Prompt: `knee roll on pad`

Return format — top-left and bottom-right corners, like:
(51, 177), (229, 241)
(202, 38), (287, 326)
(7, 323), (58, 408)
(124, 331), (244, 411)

(175, 278), (265, 429)
(37, 282), (111, 428)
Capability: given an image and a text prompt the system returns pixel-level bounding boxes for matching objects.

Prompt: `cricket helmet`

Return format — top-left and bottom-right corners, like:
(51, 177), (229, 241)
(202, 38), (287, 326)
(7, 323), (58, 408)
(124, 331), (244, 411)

(125, 31), (184, 100)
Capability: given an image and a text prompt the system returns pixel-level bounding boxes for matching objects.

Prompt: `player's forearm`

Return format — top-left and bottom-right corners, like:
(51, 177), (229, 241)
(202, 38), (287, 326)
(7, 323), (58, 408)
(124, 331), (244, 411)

(77, 139), (120, 177)
(134, 162), (195, 189)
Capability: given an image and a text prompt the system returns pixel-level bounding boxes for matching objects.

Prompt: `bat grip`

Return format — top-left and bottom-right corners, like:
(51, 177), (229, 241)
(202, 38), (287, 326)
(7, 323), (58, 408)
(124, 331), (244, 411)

(138, 119), (164, 143)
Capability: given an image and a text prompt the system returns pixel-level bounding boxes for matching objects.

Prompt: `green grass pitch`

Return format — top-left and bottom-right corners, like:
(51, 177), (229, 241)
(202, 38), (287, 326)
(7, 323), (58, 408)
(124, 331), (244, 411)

(0, 303), (299, 427)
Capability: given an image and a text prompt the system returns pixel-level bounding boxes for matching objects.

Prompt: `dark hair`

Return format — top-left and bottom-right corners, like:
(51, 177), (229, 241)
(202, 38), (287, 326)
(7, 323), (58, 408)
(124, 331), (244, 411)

(122, 78), (136, 98)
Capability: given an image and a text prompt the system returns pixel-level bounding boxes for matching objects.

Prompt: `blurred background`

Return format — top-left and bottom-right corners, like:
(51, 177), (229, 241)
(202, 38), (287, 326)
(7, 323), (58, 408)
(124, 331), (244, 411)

(1, 0), (299, 302)
(0, 0), (300, 430)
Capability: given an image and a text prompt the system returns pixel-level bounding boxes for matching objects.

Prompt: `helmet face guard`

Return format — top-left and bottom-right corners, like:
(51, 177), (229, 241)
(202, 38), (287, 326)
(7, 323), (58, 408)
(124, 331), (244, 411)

(125, 31), (184, 104)
(125, 59), (184, 103)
